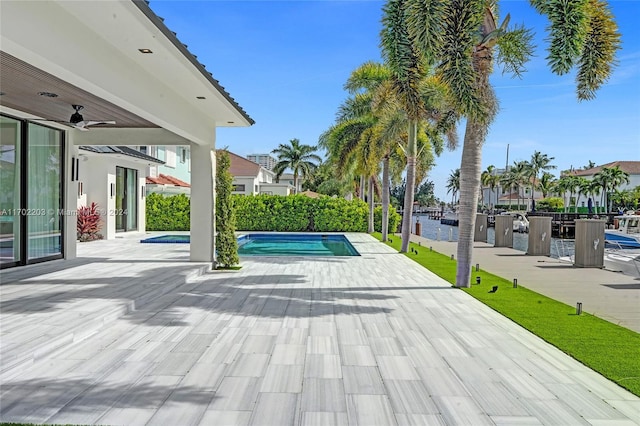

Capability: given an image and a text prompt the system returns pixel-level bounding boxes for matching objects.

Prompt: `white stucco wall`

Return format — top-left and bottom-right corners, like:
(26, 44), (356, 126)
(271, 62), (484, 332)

(78, 153), (149, 239)
(232, 177), (259, 196)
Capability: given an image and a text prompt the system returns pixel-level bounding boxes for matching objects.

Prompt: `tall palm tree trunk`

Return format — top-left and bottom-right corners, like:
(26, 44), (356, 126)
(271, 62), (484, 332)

(381, 156), (390, 241)
(293, 172), (298, 195)
(400, 121), (417, 253)
(359, 175), (366, 201)
(368, 176), (375, 233)
(456, 119), (483, 288)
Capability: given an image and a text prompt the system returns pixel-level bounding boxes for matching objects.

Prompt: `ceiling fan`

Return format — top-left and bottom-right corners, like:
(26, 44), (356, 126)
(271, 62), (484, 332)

(66, 104), (116, 130)
(36, 104), (116, 131)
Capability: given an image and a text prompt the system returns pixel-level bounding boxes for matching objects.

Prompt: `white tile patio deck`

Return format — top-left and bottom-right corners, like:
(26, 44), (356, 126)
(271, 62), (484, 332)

(0, 233), (638, 425)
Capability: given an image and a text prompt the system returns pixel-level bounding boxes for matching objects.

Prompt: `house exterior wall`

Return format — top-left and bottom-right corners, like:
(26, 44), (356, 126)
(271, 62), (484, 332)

(150, 145), (191, 183)
(277, 172), (304, 193)
(259, 184), (291, 195)
(78, 154), (148, 239)
(232, 176), (259, 196)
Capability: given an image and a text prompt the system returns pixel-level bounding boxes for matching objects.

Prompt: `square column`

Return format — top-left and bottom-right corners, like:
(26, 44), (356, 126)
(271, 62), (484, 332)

(190, 140), (216, 263)
(64, 135), (78, 260)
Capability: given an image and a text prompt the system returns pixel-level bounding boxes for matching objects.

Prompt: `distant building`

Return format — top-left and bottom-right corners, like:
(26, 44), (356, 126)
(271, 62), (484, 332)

(568, 161), (640, 189)
(567, 161), (640, 211)
(229, 152), (292, 196)
(247, 153), (277, 171)
(276, 172), (305, 194)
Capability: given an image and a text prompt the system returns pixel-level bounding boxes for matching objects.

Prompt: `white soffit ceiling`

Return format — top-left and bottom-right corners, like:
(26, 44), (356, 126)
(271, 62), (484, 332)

(0, 0), (252, 145)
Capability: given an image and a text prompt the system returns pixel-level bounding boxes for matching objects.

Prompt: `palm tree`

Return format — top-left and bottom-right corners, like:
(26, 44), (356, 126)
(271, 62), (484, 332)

(593, 166), (630, 213)
(446, 169), (460, 207)
(606, 166), (631, 212)
(538, 172), (556, 199)
(584, 160), (597, 170)
(272, 139), (322, 194)
(480, 165), (500, 211)
(512, 161), (531, 210)
(500, 169), (519, 210)
(529, 151), (556, 208)
(320, 114), (379, 233)
(323, 61), (448, 241)
(557, 175), (581, 212)
(403, 0), (620, 287)
(588, 179), (602, 213)
(576, 176), (591, 213)
(380, 1), (458, 253)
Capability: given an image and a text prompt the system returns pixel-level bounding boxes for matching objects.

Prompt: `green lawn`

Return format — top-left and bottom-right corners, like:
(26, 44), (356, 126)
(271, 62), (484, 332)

(373, 232), (640, 397)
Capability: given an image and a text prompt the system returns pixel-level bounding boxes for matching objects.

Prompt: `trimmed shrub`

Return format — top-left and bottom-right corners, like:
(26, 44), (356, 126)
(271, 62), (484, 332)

(146, 192), (190, 231)
(374, 206), (401, 233)
(234, 194), (313, 231)
(216, 150), (239, 267)
(146, 193), (395, 233)
(312, 197), (368, 232)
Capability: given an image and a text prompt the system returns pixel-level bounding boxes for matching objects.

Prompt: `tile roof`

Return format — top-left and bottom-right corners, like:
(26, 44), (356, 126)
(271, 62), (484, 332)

(79, 146), (164, 163)
(569, 161), (640, 176)
(299, 190), (322, 198)
(146, 174), (190, 187)
(227, 151), (261, 177)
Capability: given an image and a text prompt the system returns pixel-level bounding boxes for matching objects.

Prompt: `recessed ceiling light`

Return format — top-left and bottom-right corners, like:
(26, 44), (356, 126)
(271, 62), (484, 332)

(138, 48), (153, 54)
(196, 96), (206, 100)
(38, 91), (58, 98)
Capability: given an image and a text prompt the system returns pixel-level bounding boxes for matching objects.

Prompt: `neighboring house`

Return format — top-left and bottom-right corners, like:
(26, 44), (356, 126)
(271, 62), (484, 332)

(140, 145), (191, 183)
(276, 172), (305, 194)
(0, 1), (252, 268)
(137, 145), (192, 195)
(228, 151), (292, 196)
(480, 168), (544, 210)
(566, 161), (640, 210)
(568, 161), (640, 189)
(77, 146), (163, 239)
(146, 173), (191, 196)
(246, 153), (276, 171)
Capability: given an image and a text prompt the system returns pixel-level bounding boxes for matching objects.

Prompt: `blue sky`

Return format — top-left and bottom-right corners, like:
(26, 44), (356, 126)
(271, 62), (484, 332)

(150, 0), (640, 200)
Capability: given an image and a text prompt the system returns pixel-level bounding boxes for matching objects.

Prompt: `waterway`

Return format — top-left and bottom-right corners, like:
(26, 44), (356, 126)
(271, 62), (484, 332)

(411, 214), (575, 259)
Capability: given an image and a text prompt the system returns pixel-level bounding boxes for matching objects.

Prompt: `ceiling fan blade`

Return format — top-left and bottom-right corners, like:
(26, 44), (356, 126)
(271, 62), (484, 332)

(71, 121), (90, 131)
(86, 120), (116, 126)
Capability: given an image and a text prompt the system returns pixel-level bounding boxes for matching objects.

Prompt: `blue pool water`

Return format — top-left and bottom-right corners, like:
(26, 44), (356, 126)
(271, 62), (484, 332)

(238, 234), (359, 256)
(140, 235), (190, 244)
(141, 233), (360, 257)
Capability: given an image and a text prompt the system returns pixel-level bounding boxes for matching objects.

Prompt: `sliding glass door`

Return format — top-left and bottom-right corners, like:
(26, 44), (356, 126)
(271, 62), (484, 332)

(115, 166), (137, 232)
(0, 116), (22, 266)
(0, 114), (64, 268)
(27, 123), (63, 260)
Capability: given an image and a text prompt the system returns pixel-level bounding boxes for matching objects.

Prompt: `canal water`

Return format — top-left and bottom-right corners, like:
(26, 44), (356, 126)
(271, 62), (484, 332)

(411, 214), (574, 259)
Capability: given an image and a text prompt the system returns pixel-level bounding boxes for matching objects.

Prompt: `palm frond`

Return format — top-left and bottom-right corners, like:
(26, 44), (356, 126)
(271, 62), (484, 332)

(576, 0), (620, 100)
(437, 0), (485, 117)
(406, 0), (445, 65)
(496, 24), (535, 78)
(337, 94), (374, 122)
(544, 0), (590, 75)
(344, 61), (392, 93)
(381, 0), (425, 119)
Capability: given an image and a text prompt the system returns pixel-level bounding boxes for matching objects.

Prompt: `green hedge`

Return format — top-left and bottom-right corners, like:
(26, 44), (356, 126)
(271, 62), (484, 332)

(146, 193), (190, 231)
(145, 193), (401, 233)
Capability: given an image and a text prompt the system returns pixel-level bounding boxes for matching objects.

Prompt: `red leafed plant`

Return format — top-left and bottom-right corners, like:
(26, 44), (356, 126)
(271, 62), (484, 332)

(77, 202), (104, 242)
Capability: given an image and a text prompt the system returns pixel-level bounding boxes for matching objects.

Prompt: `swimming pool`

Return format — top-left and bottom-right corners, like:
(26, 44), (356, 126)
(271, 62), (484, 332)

(140, 234), (190, 244)
(141, 233), (360, 256)
(238, 233), (359, 256)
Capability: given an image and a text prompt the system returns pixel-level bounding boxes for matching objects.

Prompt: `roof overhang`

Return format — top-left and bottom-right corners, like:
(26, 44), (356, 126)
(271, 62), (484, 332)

(0, 0), (252, 146)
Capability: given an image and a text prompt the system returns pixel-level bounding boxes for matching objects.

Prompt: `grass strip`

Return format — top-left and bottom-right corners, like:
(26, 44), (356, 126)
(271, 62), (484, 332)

(373, 232), (640, 396)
